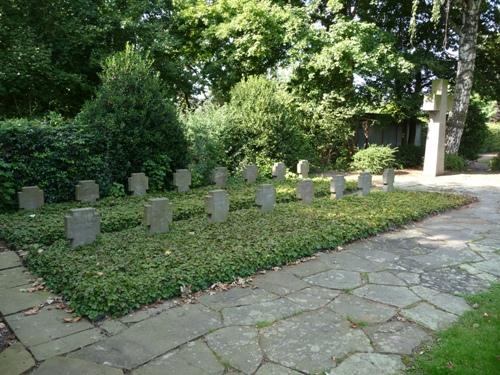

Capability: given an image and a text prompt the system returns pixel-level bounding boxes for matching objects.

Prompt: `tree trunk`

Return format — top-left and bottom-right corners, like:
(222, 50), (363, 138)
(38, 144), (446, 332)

(445, 0), (482, 154)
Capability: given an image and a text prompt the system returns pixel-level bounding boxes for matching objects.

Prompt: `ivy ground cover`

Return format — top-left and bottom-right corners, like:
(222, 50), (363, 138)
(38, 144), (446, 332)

(21, 191), (471, 320)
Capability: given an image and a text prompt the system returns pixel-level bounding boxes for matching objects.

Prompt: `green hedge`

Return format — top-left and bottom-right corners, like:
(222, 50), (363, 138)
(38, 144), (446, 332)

(24, 191), (471, 319)
(482, 123), (500, 153)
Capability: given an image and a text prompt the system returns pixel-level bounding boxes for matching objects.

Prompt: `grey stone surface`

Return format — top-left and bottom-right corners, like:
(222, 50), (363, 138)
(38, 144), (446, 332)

(0, 287), (51, 316)
(357, 172), (372, 196)
(128, 173), (149, 196)
(473, 259), (500, 277)
(222, 298), (303, 326)
(260, 309), (372, 373)
(99, 319), (127, 335)
(256, 184), (276, 213)
(206, 326), (262, 374)
(0, 251), (21, 270)
(365, 321), (431, 354)
(330, 175), (346, 199)
(253, 271), (309, 296)
(64, 208), (101, 248)
(0, 267), (32, 289)
(408, 248), (481, 269)
(32, 356), (123, 375)
(0, 342), (35, 374)
(173, 169), (192, 192)
(297, 160), (309, 178)
(243, 164), (258, 184)
(18, 186), (44, 210)
(396, 272), (420, 285)
(287, 258), (331, 278)
(329, 353), (405, 375)
(75, 180), (99, 203)
(133, 340), (224, 375)
(144, 198), (173, 234)
(296, 179), (314, 204)
(328, 293), (397, 324)
(410, 286), (470, 315)
(420, 267), (489, 294)
(402, 302), (457, 331)
(320, 252), (388, 272)
(212, 167), (228, 188)
(304, 270), (362, 290)
(368, 271), (406, 286)
(205, 189), (230, 223)
(72, 304), (221, 369)
(255, 363), (301, 375)
(383, 168), (395, 192)
(285, 287), (340, 310)
(198, 287), (277, 311)
(119, 300), (176, 324)
(353, 285), (420, 308)
(272, 162), (286, 181)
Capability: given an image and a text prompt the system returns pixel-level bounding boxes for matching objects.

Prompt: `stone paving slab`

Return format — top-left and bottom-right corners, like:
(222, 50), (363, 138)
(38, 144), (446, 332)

(0, 342), (35, 374)
(253, 271), (309, 296)
(353, 285), (421, 308)
(0, 267), (33, 289)
(119, 300), (177, 324)
(0, 287), (52, 315)
(222, 298), (303, 326)
(328, 293), (397, 324)
(304, 269), (362, 290)
(319, 252), (388, 272)
(286, 258), (332, 278)
(410, 286), (471, 315)
(329, 353), (405, 375)
(472, 259), (500, 277)
(198, 287), (278, 311)
(32, 356), (123, 375)
(285, 286), (340, 310)
(402, 302), (458, 331)
(0, 251), (21, 270)
(255, 363), (302, 374)
(368, 271), (406, 286)
(364, 321), (431, 355)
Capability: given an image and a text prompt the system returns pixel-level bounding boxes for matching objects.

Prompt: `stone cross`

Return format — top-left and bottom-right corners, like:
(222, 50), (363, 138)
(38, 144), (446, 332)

(255, 184), (276, 213)
(243, 164), (258, 184)
(422, 79), (453, 177)
(296, 179), (314, 204)
(205, 190), (230, 223)
(272, 162), (286, 181)
(173, 169), (192, 193)
(75, 180), (99, 203)
(383, 168), (395, 192)
(212, 167), (228, 188)
(357, 172), (372, 196)
(297, 160), (309, 178)
(144, 198), (173, 234)
(128, 173), (149, 196)
(18, 186), (44, 210)
(64, 208), (100, 248)
(330, 175), (346, 200)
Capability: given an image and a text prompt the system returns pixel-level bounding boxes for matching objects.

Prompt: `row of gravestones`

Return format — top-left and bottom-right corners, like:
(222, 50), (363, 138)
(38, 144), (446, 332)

(16, 160), (312, 210)
(60, 169), (395, 248)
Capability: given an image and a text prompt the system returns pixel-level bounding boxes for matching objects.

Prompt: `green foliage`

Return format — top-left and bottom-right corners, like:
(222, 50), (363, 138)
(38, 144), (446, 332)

(482, 123), (500, 153)
(76, 45), (187, 190)
(23, 191), (470, 319)
(489, 153), (500, 171)
(444, 154), (467, 172)
(409, 284), (500, 375)
(458, 96), (489, 160)
(350, 146), (397, 174)
(0, 160), (16, 211)
(395, 144), (425, 168)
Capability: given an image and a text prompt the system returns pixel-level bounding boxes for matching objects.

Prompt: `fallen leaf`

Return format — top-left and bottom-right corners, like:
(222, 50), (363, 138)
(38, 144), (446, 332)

(350, 323), (358, 329)
(447, 361), (455, 369)
(63, 317), (73, 323)
(72, 317), (82, 323)
(24, 307), (40, 316)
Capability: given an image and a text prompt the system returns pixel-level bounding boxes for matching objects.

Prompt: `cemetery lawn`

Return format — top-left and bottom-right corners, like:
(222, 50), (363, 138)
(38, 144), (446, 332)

(408, 284), (500, 375)
(21, 191), (472, 319)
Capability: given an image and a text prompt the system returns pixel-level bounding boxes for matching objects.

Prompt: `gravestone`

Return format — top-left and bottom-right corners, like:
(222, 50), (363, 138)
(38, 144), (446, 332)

(64, 208), (100, 248)
(144, 198), (173, 234)
(330, 175), (346, 200)
(205, 190), (230, 223)
(296, 179), (314, 204)
(173, 169), (192, 193)
(272, 162), (286, 181)
(18, 186), (44, 210)
(357, 172), (372, 196)
(212, 167), (228, 188)
(255, 184), (276, 213)
(128, 173), (149, 196)
(297, 160), (309, 178)
(75, 180), (99, 203)
(243, 164), (258, 184)
(383, 168), (395, 192)
(422, 79), (453, 177)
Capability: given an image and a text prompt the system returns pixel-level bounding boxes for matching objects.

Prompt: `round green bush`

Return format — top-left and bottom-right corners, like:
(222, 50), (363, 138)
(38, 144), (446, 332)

(489, 153), (500, 171)
(458, 97), (489, 160)
(445, 153), (467, 172)
(350, 145), (397, 174)
(395, 144), (424, 168)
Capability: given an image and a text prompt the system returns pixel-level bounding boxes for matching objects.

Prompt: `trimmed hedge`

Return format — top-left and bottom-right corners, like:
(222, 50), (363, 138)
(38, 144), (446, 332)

(24, 191), (471, 319)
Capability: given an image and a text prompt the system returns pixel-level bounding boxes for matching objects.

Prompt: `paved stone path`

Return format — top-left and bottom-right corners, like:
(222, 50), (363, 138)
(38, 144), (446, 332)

(0, 172), (499, 374)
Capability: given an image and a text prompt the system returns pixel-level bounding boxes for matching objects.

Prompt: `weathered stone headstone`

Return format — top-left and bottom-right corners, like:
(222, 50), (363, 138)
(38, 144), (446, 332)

(18, 186), (44, 210)
(173, 169), (192, 193)
(212, 167), (228, 188)
(383, 168), (395, 192)
(255, 184), (276, 213)
(422, 79), (453, 177)
(272, 162), (286, 181)
(128, 173), (149, 196)
(296, 179), (314, 205)
(144, 198), (173, 234)
(330, 175), (346, 200)
(205, 190), (230, 223)
(243, 164), (258, 184)
(64, 208), (100, 248)
(75, 180), (99, 203)
(297, 160), (309, 178)
(357, 172), (372, 196)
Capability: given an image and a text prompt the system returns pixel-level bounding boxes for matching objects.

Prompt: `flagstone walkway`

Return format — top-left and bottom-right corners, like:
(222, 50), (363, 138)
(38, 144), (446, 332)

(0, 172), (499, 374)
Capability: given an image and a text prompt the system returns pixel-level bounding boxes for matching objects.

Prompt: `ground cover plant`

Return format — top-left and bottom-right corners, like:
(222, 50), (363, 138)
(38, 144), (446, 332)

(0, 177), (357, 249)
(408, 284), (500, 375)
(23, 191), (472, 319)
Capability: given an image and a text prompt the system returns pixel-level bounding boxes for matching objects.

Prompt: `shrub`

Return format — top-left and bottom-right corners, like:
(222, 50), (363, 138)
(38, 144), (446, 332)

(482, 123), (500, 153)
(458, 96), (489, 160)
(76, 44), (187, 190)
(350, 145), (397, 174)
(490, 153), (500, 171)
(395, 144), (424, 168)
(0, 160), (16, 211)
(445, 154), (467, 172)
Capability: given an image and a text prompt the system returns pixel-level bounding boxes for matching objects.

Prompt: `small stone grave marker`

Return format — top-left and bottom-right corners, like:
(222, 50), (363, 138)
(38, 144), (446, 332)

(296, 179), (314, 204)
(173, 169), (192, 193)
(243, 164), (258, 184)
(205, 190), (230, 223)
(330, 175), (346, 200)
(64, 208), (100, 248)
(144, 198), (173, 234)
(357, 172), (372, 196)
(75, 180), (99, 203)
(18, 186), (44, 210)
(128, 173), (149, 196)
(297, 160), (309, 178)
(272, 162), (286, 181)
(383, 168), (395, 192)
(212, 167), (228, 188)
(256, 184), (276, 213)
